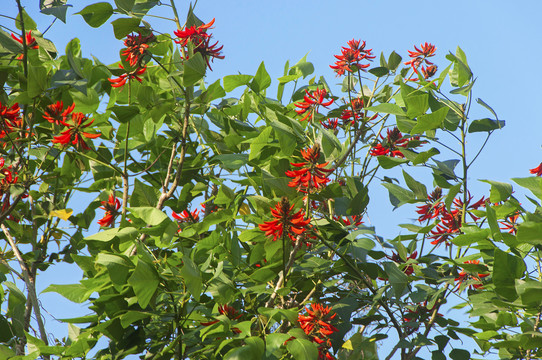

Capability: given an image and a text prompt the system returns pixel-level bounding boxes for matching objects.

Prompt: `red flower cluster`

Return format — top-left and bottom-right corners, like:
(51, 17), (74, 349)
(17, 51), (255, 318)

(404, 42), (437, 81)
(386, 251), (418, 276)
(200, 304), (242, 333)
(174, 18), (224, 70)
(298, 303), (338, 360)
(500, 213), (520, 235)
(286, 144), (334, 193)
(258, 197), (311, 243)
(108, 64), (147, 89)
(43, 101), (75, 126)
(370, 127), (421, 158)
(172, 208), (200, 232)
(333, 214), (363, 228)
(122, 32), (155, 67)
(97, 194), (121, 227)
(530, 163), (542, 176)
(295, 89), (334, 122)
(52, 112), (101, 150)
(330, 39), (375, 76)
(11, 31), (39, 60)
(0, 102), (29, 147)
(416, 187), (444, 222)
(454, 260), (489, 292)
(429, 193), (485, 246)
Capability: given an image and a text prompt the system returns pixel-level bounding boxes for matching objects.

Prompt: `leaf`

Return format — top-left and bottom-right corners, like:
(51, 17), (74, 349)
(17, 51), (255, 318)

(96, 253), (132, 285)
(49, 209), (73, 221)
(377, 156), (408, 169)
(128, 207), (168, 226)
(387, 51), (402, 71)
(365, 103), (405, 116)
(517, 279), (542, 307)
(120, 311), (151, 328)
(111, 17), (141, 40)
(41, 2), (71, 23)
(250, 62), (271, 93)
(223, 74), (253, 92)
(382, 182), (415, 208)
(183, 52), (206, 86)
(517, 222), (542, 246)
(447, 47), (472, 87)
(412, 147), (440, 165)
(452, 228), (490, 246)
(449, 349), (470, 360)
(486, 202), (503, 242)
(291, 53), (314, 78)
(0, 29), (23, 54)
(410, 107), (449, 134)
(109, 105), (140, 123)
(286, 338), (318, 360)
(403, 170), (427, 199)
(180, 256), (202, 301)
(384, 262), (408, 298)
(513, 177), (542, 201)
(131, 179), (160, 207)
(127, 259), (159, 308)
(270, 120), (297, 157)
(224, 337), (264, 359)
(480, 179), (513, 203)
(493, 248), (525, 301)
(476, 98), (499, 119)
(213, 154), (248, 171)
(468, 118), (505, 133)
(84, 227), (138, 243)
(249, 126), (273, 161)
(368, 66), (389, 77)
(405, 93), (429, 119)
(42, 284), (92, 303)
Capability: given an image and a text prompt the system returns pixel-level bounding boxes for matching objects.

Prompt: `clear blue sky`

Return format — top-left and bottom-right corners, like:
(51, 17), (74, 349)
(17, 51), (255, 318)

(1, 0), (542, 357)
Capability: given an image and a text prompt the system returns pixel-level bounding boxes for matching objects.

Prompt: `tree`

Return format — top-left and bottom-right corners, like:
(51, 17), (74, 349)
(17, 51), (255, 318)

(0, 1), (540, 359)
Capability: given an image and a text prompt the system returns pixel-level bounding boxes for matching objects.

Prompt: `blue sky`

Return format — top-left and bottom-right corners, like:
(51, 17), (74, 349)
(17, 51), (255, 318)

(1, 0), (542, 357)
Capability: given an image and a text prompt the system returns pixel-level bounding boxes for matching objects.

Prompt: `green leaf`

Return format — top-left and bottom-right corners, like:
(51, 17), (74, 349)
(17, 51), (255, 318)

(111, 17), (141, 40)
(287, 338), (318, 360)
(184, 52), (206, 86)
(42, 284), (92, 303)
(368, 66), (389, 77)
(476, 98), (499, 119)
(447, 47), (472, 87)
(131, 179), (160, 207)
(15, 8), (37, 30)
(493, 248), (525, 301)
(449, 349), (470, 360)
(403, 170), (427, 199)
(225, 337), (264, 359)
(250, 62), (271, 93)
(384, 262), (408, 298)
(480, 180), (513, 203)
(365, 103), (405, 116)
(128, 259), (159, 308)
(128, 207), (168, 226)
(115, 0), (135, 12)
(410, 107), (449, 134)
(0, 29), (23, 54)
(452, 228), (490, 246)
(120, 311), (151, 328)
(382, 182), (415, 208)
(270, 120), (297, 157)
(84, 227), (138, 242)
(213, 154), (248, 171)
(412, 147), (440, 165)
(486, 203), (503, 242)
(517, 222), (542, 245)
(517, 279), (542, 307)
(223, 74), (253, 92)
(41, 1), (71, 23)
(513, 177), (542, 201)
(28, 65), (48, 98)
(387, 51), (402, 71)
(291, 53), (314, 78)
(249, 126), (273, 161)
(96, 253), (132, 285)
(377, 156), (408, 169)
(180, 256), (202, 301)
(110, 105), (140, 124)
(468, 118), (505, 133)
(405, 93), (429, 119)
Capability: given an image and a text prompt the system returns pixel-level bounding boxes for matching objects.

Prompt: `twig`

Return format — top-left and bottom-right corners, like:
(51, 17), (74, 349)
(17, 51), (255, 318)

(265, 238), (302, 308)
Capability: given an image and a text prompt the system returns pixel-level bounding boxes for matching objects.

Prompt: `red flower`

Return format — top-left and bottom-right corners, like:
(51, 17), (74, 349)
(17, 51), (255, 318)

(334, 214), (363, 228)
(172, 208), (200, 232)
(294, 88), (334, 122)
(429, 193), (485, 246)
(173, 18), (224, 70)
(258, 197), (311, 243)
(386, 251), (417, 276)
(0, 102), (20, 124)
(330, 39), (375, 76)
(298, 303), (338, 360)
(285, 144), (334, 193)
(530, 163), (542, 176)
(98, 194), (121, 227)
(121, 32), (155, 67)
(200, 304), (242, 333)
(416, 187), (444, 222)
(370, 127), (422, 158)
(0, 102), (31, 147)
(500, 213), (520, 234)
(454, 260), (489, 292)
(320, 118), (339, 130)
(52, 112), (101, 150)
(404, 42), (436, 69)
(420, 65), (438, 79)
(11, 31), (39, 60)
(43, 101), (75, 125)
(108, 64), (147, 88)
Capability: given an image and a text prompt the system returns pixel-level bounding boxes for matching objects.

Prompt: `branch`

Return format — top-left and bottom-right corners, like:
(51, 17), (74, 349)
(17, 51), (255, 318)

(265, 238), (302, 308)
(2, 224), (49, 348)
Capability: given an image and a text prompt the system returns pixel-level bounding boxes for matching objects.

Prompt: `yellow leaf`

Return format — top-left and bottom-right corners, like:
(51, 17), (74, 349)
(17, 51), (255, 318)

(238, 203), (250, 215)
(49, 209), (73, 221)
(342, 340), (353, 350)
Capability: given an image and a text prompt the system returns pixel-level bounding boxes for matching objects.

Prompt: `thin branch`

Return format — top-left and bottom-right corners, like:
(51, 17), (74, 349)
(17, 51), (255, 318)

(265, 238), (302, 308)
